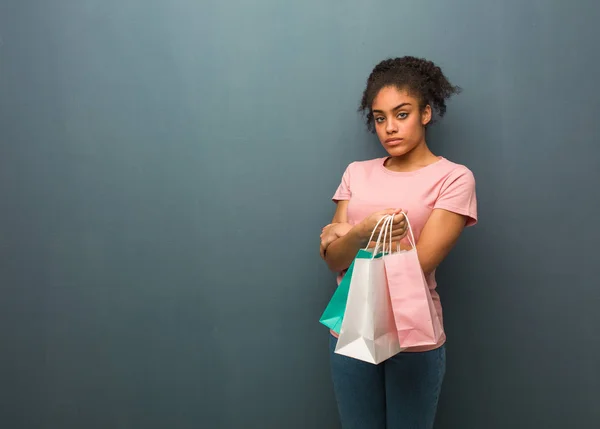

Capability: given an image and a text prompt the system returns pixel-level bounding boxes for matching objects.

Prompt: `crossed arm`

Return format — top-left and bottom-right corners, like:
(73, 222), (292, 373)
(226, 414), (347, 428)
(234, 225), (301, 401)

(320, 201), (468, 275)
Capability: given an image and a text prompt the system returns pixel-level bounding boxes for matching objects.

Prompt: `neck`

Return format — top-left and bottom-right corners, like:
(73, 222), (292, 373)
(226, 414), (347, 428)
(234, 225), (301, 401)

(385, 140), (439, 172)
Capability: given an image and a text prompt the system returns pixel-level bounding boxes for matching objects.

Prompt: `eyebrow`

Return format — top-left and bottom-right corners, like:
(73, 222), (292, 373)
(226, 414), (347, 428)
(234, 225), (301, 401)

(372, 103), (412, 113)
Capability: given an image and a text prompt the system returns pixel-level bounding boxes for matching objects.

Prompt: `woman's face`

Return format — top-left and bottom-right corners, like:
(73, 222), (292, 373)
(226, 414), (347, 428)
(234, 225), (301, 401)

(371, 86), (431, 157)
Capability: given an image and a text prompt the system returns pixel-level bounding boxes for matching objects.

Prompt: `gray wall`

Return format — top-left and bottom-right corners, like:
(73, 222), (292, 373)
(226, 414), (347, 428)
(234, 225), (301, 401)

(1, 1), (599, 428)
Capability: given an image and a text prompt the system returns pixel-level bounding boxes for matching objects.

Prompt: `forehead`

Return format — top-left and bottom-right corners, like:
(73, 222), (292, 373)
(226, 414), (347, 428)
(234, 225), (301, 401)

(372, 86), (418, 110)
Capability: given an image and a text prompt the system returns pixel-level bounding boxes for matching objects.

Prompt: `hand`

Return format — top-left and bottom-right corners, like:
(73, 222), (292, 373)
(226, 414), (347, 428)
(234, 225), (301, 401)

(368, 239), (413, 252)
(320, 222), (352, 259)
(358, 209), (409, 245)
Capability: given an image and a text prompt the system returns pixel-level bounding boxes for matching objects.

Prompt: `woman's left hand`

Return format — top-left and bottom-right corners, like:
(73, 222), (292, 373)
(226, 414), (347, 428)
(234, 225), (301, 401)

(320, 223), (353, 259)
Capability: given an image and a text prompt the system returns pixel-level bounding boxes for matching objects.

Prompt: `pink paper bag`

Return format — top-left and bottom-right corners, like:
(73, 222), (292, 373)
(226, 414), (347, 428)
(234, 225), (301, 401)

(383, 213), (444, 348)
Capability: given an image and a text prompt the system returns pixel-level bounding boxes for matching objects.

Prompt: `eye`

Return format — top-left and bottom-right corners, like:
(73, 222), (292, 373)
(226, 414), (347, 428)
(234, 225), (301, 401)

(397, 112), (408, 119)
(375, 116), (385, 123)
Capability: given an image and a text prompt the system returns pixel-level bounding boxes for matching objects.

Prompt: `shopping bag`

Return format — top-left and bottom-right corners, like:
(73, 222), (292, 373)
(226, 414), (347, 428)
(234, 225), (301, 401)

(319, 249), (372, 334)
(383, 213), (444, 348)
(334, 215), (403, 364)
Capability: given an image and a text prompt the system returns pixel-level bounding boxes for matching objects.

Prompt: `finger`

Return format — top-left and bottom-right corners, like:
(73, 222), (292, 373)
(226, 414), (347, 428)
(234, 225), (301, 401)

(394, 223), (406, 232)
(391, 227), (408, 236)
(391, 231), (408, 240)
(374, 226), (392, 236)
(393, 224), (406, 234)
(321, 227), (333, 234)
(392, 223), (408, 232)
(322, 230), (338, 241)
(322, 235), (337, 248)
(320, 241), (328, 255)
(392, 216), (406, 225)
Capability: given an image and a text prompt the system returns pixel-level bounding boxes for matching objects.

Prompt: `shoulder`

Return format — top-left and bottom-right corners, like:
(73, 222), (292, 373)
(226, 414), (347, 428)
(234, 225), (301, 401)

(343, 157), (386, 175)
(431, 158), (478, 225)
(435, 158), (476, 186)
(333, 158), (386, 199)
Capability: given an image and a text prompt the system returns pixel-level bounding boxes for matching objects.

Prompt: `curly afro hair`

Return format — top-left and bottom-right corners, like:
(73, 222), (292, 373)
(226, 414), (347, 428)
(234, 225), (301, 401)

(359, 56), (461, 132)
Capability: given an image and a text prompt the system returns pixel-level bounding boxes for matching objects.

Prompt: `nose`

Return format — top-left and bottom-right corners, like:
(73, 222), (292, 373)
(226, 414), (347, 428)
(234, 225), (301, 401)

(386, 118), (398, 134)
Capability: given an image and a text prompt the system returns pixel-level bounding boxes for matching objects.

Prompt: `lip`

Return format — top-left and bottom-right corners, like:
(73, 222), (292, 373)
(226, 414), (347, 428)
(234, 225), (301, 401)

(385, 138), (404, 146)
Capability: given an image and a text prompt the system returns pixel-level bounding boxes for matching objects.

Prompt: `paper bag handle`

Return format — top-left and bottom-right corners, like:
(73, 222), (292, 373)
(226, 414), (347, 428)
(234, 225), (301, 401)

(371, 215), (395, 257)
(383, 211), (417, 253)
(387, 211), (417, 252)
(363, 214), (391, 251)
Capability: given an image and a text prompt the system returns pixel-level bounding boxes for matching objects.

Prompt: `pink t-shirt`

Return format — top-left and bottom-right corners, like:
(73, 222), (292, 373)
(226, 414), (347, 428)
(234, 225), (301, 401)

(331, 156), (478, 352)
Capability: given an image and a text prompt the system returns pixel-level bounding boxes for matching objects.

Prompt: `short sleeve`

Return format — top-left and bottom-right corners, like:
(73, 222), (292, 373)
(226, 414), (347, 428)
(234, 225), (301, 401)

(332, 163), (353, 202)
(434, 166), (478, 226)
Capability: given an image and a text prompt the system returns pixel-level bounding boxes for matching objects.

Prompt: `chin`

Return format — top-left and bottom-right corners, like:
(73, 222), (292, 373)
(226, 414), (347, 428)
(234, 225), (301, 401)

(383, 144), (413, 157)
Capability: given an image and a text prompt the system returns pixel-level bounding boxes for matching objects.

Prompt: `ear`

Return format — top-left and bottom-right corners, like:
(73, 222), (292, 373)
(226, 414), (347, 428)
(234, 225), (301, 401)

(421, 105), (432, 126)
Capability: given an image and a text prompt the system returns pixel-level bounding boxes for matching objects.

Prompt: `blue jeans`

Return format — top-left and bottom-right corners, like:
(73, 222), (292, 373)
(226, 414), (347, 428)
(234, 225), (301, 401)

(329, 334), (446, 429)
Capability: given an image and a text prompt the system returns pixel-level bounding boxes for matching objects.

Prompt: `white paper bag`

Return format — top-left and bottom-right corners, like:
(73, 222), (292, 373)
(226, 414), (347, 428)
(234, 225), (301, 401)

(334, 215), (403, 364)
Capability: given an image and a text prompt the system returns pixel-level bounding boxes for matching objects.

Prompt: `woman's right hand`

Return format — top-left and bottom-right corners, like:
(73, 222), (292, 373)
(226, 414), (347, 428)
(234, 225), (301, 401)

(357, 209), (408, 245)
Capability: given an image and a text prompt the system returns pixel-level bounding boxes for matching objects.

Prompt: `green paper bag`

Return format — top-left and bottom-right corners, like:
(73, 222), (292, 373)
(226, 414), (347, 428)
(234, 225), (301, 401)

(319, 249), (377, 334)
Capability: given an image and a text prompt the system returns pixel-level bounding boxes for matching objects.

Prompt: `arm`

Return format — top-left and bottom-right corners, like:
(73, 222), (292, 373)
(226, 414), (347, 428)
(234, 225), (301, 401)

(323, 165), (476, 274)
(321, 208), (468, 275)
(324, 227), (367, 272)
(319, 222), (353, 259)
(320, 202), (365, 272)
(321, 202), (405, 272)
(413, 208), (467, 275)
(416, 166), (477, 275)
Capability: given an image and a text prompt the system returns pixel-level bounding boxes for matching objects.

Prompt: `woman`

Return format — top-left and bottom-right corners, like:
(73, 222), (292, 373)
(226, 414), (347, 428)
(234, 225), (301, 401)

(319, 56), (477, 429)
